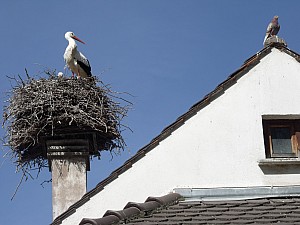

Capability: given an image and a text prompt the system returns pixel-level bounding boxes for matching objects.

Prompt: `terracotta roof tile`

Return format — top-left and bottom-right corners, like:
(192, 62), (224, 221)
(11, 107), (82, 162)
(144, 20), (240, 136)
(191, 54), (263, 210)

(79, 194), (300, 225)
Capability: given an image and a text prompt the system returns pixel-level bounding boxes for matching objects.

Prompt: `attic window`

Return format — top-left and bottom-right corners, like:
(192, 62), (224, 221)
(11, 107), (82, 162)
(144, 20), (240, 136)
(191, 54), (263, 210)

(263, 119), (300, 158)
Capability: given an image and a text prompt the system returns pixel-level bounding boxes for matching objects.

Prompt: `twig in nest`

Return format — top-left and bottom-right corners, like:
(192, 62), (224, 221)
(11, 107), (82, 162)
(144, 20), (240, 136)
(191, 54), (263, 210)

(41, 179), (52, 188)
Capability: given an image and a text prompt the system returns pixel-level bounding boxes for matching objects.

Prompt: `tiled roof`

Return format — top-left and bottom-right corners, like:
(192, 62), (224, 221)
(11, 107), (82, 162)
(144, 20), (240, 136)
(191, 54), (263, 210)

(51, 43), (300, 225)
(79, 193), (182, 225)
(79, 193), (300, 225)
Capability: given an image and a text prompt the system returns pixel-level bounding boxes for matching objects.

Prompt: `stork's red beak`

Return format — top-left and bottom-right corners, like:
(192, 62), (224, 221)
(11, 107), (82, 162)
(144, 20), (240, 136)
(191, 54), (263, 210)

(72, 35), (86, 44)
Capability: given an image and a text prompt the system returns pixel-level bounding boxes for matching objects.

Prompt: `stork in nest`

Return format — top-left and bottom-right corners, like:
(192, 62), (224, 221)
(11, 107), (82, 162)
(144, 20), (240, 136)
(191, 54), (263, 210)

(64, 31), (92, 79)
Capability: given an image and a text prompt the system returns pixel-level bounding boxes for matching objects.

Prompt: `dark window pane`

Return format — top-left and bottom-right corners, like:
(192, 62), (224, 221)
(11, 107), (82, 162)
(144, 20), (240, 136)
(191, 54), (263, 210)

(270, 127), (292, 154)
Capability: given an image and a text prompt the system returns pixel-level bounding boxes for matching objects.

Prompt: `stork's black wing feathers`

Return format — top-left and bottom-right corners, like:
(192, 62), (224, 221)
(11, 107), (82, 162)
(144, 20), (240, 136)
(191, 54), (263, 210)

(77, 59), (92, 77)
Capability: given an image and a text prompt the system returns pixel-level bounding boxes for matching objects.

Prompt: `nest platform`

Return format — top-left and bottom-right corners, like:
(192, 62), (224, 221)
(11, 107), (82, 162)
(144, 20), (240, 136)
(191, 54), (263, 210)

(3, 73), (130, 173)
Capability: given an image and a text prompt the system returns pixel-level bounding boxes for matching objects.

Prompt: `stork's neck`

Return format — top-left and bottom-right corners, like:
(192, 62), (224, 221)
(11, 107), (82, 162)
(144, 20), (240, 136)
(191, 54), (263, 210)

(67, 38), (77, 50)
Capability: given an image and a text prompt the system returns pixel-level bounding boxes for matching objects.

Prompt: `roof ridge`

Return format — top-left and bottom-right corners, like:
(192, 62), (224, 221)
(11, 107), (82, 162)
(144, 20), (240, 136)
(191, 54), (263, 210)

(79, 193), (182, 225)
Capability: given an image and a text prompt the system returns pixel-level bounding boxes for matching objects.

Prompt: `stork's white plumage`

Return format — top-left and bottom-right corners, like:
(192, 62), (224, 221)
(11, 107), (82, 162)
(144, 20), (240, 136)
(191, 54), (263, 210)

(64, 31), (92, 78)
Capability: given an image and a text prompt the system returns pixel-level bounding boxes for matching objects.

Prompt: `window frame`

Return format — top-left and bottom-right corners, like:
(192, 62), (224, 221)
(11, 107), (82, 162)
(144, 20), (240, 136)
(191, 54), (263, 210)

(262, 119), (300, 158)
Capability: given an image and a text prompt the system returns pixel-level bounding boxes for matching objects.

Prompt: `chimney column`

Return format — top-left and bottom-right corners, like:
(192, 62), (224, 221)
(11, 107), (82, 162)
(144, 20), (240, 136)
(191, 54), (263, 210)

(47, 139), (90, 220)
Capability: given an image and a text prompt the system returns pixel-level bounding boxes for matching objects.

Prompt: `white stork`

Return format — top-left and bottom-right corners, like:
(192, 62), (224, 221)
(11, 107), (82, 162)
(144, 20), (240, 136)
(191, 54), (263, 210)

(64, 31), (92, 78)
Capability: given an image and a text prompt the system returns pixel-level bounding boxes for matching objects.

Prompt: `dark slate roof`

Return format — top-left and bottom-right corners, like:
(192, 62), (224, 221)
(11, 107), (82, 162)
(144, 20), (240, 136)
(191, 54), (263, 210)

(79, 192), (300, 225)
(51, 43), (300, 225)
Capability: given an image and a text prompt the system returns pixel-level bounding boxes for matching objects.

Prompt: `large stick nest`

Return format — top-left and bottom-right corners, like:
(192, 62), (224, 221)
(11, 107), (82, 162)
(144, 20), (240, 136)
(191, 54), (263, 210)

(2, 71), (131, 173)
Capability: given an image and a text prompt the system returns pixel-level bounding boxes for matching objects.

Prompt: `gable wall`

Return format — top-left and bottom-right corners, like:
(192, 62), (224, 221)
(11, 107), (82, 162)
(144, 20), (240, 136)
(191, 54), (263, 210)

(62, 48), (300, 225)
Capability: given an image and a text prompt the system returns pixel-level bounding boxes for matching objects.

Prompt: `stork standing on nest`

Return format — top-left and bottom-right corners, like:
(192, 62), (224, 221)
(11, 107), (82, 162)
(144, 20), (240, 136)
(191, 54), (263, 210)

(64, 31), (92, 78)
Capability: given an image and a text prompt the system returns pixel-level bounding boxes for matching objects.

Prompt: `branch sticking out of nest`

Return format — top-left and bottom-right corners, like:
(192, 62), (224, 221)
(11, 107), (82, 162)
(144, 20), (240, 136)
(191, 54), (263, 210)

(2, 70), (132, 177)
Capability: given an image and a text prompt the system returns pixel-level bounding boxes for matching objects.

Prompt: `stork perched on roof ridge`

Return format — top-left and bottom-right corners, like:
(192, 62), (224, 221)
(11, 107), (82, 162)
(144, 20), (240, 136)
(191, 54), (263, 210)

(64, 31), (92, 78)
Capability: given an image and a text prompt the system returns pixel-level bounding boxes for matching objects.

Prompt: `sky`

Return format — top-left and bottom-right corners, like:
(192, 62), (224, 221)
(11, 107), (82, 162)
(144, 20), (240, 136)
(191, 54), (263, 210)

(1, 1), (300, 224)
